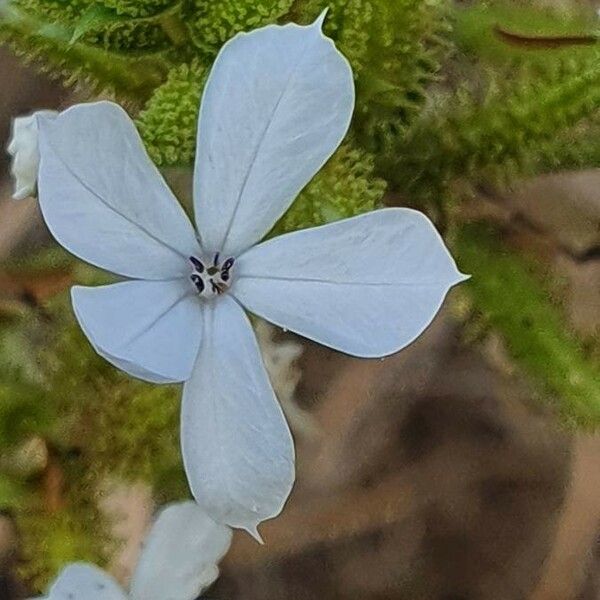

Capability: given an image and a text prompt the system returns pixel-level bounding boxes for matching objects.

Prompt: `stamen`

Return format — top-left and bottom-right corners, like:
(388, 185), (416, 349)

(190, 273), (204, 293)
(210, 280), (225, 294)
(189, 256), (204, 272)
(213, 252), (220, 267)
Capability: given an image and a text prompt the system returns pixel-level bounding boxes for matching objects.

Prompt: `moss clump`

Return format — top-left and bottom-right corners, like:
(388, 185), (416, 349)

(137, 60), (208, 166)
(273, 140), (387, 235)
(185, 0), (293, 55)
(455, 224), (600, 428)
(389, 54), (600, 204)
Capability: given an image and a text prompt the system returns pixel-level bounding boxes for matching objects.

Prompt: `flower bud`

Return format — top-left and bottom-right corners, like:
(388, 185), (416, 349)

(7, 110), (58, 200)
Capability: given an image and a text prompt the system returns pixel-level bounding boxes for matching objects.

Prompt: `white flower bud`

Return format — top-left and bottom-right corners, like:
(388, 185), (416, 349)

(7, 110), (58, 201)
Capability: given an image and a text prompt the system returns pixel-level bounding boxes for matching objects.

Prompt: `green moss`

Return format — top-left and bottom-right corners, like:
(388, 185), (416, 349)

(184, 0), (293, 55)
(297, 0), (451, 159)
(97, 0), (177, 18)
(0, 3), (170, 99)
(355, 0), (451, 156)
(11, 0), (90, 24)
(0, 473), (27, 508)
(19, 500), (109, 591)
(87, 382), (185, 496)
(455, 224), (600, 428)
(137, 60), (208, 166)
(79, 12), (171, 52)
(389, 54), (600, 204)
(45, 303), (187, 497)
(536, 116), (600, 173)
(296, 0), (374, 73)
(0, 374), (50, 450)
(273, 139), (387, 235)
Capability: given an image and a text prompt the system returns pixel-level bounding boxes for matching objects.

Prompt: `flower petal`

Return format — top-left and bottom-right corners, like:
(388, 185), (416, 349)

(72, 279), (202, 383)
(181, 296), (295, 537)
(37, 102), (199, 280)
(7, 110), (58, 201)
(46, 563), (127, 600)
(233, 208), (468, 357)
(193, 14), (354, 257)
(130, 501), (232, 600)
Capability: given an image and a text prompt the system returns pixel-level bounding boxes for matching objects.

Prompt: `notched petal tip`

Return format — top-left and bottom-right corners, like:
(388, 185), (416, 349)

(233, 208), (467, 359)
(181, 298), (295, 537)
(243, 522), (265, 544)
(314, 8), (330, 30)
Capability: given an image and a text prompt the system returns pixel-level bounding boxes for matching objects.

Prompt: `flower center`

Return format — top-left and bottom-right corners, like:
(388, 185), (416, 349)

(189, 253), (235, 298)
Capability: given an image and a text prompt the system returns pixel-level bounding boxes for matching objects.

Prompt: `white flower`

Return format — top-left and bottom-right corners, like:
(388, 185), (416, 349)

(35, 16), (467, 537)
(31, 501), (232, 600)
(7, 110), (58, 200)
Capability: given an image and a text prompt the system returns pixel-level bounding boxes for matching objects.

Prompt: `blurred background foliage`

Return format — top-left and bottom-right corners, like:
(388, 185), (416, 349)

(0, 0), (599, 592)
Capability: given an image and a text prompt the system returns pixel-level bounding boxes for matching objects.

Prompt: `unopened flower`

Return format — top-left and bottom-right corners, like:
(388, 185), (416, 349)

(30, 501), (231, 600)
(7, 110), (58, 200)
(36, 16), (467, 537)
